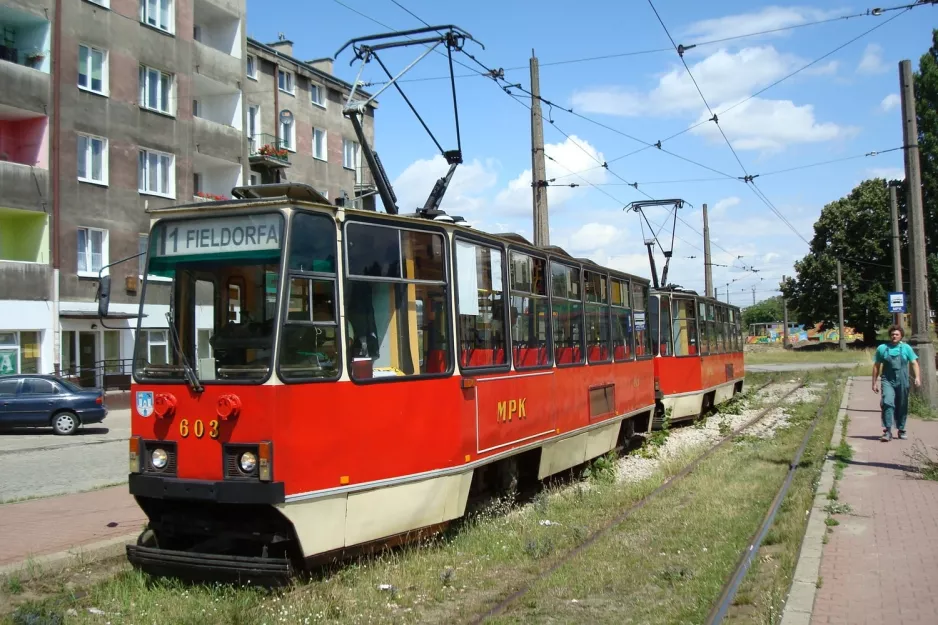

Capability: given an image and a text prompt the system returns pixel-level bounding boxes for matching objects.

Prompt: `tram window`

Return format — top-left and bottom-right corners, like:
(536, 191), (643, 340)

(194, 279), (215, 379)
(711, 305), (723, 354)
(455, 239), (508, 369)
(671, 298), (698, 356)
(227, 280), (243, 323)
(509, 252), (550, 368)
(657, 295), (673, 356)
(345, 222), (450, 379)
(585, 271), (610, 363)
(280, 212), (340, 381)
(632, 282), (652, 358)
(697, 302), (710, 354)
(611, 278), (633, 361)
(721, 307), (729, 353)
(551, 261), (584, 366)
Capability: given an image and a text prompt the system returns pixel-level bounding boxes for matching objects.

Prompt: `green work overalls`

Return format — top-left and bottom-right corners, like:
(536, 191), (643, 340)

(881, 345), (911, 433)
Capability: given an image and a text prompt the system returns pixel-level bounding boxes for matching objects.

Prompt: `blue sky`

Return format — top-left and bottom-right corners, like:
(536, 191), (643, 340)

(246, 0), (937, 306)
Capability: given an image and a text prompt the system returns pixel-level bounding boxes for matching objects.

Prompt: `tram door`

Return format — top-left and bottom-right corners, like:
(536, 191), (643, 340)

(648, 294), (673, 357)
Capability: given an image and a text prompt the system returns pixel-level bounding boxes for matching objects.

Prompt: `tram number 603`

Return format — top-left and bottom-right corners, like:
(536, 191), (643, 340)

(179, 419), (219, 439)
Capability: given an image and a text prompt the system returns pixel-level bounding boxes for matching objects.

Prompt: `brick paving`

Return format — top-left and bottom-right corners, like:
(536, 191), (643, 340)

(812, 379), (938, 625)
(0, 485), (144, 567)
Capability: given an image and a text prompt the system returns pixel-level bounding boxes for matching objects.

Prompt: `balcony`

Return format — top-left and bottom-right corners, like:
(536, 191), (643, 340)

(193, 0), (242, 86)
(0, 259), (50, 300)
(0, 5), (51, 74)
(192, 151), (241, 201)
(0, 207), (49, 263)
(0, 106), (49, 212)
(249, 134), (291, 168)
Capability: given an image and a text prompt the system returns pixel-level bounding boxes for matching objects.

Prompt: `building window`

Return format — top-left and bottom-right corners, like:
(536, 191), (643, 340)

(139, 65), (174, 115)
(280, 118), (295, 152)
(193, 24), (201, 41)
(145, 330), (168, 365)
(278, 69), (294, 95)
(87, 0), (110, 7)
(342, 138), (359, 170)
(313, 128), (327, 161)
(310, 83), (325, 107)
(139, 0), (173, 33)
(247, 105), (259, 142)
(77, 133), (107, 185)
(78, 44), (107, 95)
(77, 227), (107, 276)
(192, 99), (201, 117)
(249, 172), (260, 185)
(0, 331), (41, 375)
(246, 54), (257, 79)
(138, 148), (175, 198)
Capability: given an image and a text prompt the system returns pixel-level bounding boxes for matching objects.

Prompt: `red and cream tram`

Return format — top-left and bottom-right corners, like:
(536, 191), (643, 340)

(114, 184), (661, 577)
(648, 289), (745, 426)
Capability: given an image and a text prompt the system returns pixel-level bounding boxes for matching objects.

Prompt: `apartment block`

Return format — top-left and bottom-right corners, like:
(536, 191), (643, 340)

(245, 37), (377, 209)
(0, 1), (376, 385)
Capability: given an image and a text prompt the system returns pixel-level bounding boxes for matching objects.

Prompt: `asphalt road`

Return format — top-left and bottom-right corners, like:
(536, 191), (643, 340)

(0, 406), (131, 502)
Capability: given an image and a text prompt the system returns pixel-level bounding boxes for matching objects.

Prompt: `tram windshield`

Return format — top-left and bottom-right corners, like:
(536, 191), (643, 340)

(134, 213), (284, 384)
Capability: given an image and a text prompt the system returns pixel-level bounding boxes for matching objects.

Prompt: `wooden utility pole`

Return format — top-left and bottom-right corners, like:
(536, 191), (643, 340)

(900, 59), (937, 406)
(889, 183), (903, 327)
(837, 260), (846, 351)
(703, 203), (713, 298)
(530, 50), (549, 247)
(782, 274), (790, 349)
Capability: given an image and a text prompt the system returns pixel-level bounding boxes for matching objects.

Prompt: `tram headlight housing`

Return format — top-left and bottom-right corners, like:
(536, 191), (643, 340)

(150, 448), (168, 470)
(239, 451), (257, 473)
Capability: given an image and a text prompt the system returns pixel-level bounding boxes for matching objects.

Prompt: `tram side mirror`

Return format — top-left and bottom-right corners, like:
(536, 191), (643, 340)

(97, 276), (111, 318)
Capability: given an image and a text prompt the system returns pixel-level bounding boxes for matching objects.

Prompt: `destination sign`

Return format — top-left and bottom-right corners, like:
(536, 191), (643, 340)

(154, 214), (283, 257)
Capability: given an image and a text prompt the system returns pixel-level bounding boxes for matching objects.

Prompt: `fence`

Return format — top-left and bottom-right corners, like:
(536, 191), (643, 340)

(53, 358), (133, 392)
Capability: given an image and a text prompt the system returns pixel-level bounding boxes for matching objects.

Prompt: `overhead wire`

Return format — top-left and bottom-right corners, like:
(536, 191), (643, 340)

(360, 1), (931, 86)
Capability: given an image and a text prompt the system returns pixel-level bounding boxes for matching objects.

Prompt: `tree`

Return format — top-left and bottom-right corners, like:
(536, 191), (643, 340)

(915, 29), (938, 306)
(781, 180), (898, 343)
(742, 295), (787, 328)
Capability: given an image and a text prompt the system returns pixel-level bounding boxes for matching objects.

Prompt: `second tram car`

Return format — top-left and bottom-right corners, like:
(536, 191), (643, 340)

(117, 184), (661, 577)
(649, 289), (745, 426)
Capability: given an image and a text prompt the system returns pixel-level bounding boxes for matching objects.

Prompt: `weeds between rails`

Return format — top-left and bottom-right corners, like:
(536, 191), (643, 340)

(705, 383), (837, 624)
(471, 378), (806, 623)
(2, 378), (792, 623)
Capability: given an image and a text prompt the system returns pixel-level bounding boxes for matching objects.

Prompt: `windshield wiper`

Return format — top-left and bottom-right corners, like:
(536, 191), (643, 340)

(165, 311), (203, 393)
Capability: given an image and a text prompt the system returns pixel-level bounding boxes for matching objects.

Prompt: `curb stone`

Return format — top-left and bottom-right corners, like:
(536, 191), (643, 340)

(779, 376), (852, 625)
(0, 533), (137, 579)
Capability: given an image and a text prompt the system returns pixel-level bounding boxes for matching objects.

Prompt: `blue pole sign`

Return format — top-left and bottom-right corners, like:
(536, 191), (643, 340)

(888, 291), (907, 313)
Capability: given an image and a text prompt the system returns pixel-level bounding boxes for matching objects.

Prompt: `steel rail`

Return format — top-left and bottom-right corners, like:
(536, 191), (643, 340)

(705, 384), (836, 624)
(472, 377), (804, 623)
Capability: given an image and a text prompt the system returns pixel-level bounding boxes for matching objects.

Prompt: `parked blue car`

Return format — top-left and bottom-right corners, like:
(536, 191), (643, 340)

(0, 375), (107, 435)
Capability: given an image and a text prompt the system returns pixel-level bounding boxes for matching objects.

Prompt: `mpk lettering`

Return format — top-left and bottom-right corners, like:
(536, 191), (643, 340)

(496, 397), (528, 423)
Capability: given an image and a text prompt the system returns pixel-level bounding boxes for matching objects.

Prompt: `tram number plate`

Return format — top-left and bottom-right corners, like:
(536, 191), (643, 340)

(179, 419), (219, 439)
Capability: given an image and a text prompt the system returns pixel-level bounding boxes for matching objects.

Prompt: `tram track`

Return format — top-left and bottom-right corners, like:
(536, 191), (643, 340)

(470, 377), (806, 624)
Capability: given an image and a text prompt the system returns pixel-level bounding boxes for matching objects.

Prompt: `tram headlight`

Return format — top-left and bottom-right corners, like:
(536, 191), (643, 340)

(151, 448), (168, 470)
(239, 451), (258, 473)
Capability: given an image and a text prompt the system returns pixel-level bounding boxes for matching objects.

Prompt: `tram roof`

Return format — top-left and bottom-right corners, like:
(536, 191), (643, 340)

(147, 183), (650, 286)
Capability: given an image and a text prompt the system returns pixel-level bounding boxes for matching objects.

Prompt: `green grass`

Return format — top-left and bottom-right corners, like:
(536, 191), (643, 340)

(3, 379), (845, 625)
(491, 384), (842, 625)
(745, 348), (872, 365)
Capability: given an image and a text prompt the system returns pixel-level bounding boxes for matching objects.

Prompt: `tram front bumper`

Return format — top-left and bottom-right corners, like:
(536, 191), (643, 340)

(127, 544), (293, 580)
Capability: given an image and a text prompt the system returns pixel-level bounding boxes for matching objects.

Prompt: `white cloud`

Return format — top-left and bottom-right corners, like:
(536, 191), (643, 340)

(712, 196), (741, 216)
(494, 135), (609, 213)
(764, 252), (780, 263)
(573, 46), (805, 117)
(867, 167), (905, 181)
(857, 43), (888, 74)
(391, 155), (498, 218)
(683, 6), (842, 44)
(880, 93), (900, 112)
(689, 97), (857, 152)
(560, 223), (625, 254)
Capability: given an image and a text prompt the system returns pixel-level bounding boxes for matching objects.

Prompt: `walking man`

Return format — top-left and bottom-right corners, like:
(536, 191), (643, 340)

(872, 325), (922, 441)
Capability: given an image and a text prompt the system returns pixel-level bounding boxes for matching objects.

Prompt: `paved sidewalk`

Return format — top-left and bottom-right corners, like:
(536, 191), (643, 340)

(0, 485), (144, 568)
(812, 378), (938, 624)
